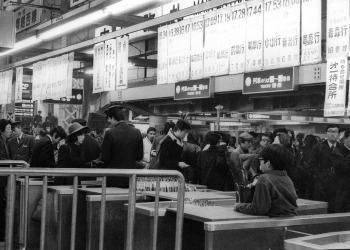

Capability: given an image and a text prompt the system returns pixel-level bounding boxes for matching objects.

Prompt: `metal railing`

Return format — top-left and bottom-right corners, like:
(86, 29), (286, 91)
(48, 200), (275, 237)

(0, 167), (186, 250)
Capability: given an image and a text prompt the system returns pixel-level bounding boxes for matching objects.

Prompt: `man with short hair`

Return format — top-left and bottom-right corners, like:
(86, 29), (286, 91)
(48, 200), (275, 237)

(141, 127), (156, 168)
(8, 121), (35, 164)
(158, 119), (191, 171)
(309, 124), (341, 213)
(30, 126), (67, 168)
(33, 110), (43, 126)
(97, 105), (143, 187)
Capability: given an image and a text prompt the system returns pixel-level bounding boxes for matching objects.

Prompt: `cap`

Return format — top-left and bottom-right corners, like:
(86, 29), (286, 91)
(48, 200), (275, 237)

(239, 132), (253, 141)
(0, 119), (11, 132)
(67, 122), (89, 136)
(10, 120), (22, 128)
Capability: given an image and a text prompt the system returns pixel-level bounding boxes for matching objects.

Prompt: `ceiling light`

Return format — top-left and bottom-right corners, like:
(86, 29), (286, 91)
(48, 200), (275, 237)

(0, 36), (42, 56)
(105, 0), (153, 15)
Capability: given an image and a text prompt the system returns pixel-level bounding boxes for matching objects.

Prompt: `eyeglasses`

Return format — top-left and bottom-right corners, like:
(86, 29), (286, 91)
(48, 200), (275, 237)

(327, 130), (339, 134)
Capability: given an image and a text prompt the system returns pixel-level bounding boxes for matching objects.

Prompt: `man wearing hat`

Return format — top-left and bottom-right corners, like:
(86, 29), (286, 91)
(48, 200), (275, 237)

(0, 119), (12, 243)
(31, 126), (67, 168)
(7, 121), (35, 164)
(96, 105), (143, 187)
(230, 132), (254, 185)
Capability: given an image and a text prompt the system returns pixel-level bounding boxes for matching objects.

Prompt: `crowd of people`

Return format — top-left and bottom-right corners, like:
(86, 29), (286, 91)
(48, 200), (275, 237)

(0, 105), (350, 240)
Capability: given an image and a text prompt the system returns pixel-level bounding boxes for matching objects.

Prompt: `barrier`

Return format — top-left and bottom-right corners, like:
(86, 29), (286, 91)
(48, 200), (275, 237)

(0, 167), (185, 250)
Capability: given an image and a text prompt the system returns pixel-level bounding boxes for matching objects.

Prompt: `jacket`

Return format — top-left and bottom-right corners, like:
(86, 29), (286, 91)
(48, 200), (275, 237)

(158, 132), (183, 171)
(8, 134), (35, 163)
(30, 135), (56, 168)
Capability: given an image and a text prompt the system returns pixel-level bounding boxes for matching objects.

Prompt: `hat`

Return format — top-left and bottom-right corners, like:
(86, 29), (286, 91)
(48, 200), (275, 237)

(67, 122), (88, 136)
(10, 120), (22, 128)
(104, 104), (123, 114)
(0, 119), (11, 132)
(71, 118), (87, 126)
(239, 132), (254, 141)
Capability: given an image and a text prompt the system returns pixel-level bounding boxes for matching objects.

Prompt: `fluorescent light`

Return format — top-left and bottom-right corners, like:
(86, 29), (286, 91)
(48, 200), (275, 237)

(0, 36), (42, 56)
(105, 0), (154, 15)
(85, 69), (93, 75)
(39, 10), (108, 40)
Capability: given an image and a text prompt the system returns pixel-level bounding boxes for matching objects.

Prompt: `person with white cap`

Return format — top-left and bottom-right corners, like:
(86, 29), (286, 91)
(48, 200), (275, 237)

(56, 122), (97, 185)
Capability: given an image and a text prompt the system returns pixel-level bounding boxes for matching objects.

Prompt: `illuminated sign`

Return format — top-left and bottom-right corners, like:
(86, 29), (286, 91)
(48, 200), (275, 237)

(174, 79), (214, 100)
(246, 113), (282, 120)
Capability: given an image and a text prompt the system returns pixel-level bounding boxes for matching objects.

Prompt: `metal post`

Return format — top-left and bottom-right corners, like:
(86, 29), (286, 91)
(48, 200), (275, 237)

(23, 176), (30, 249)
(126, 174), (137, 250)
(215, 105), (223, 131)
(5, 174), (16, 250)
(175, 175), (185, 250)
(40, 176), (48, 250)
(70, 176), (78, 250)
(151, 177), (160, 250)
(98, 176), (107, 250)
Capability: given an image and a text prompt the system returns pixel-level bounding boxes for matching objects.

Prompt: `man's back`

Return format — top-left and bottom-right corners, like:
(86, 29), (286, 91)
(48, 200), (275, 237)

(31, 136), (56, 168)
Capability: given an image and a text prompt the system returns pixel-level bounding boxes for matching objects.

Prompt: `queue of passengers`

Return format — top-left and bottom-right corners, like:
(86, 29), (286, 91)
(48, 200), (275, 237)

(0, 107), (349, 241)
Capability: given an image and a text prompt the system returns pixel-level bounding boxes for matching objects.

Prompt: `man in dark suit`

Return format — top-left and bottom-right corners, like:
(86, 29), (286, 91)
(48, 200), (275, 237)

(30, 126), (67, 168)
(8, 121), (35, 164)
(96, 105), (143, 187)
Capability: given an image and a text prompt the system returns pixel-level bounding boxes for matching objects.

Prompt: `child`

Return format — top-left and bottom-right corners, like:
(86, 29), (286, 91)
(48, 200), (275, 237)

(234, 144), (298, 217)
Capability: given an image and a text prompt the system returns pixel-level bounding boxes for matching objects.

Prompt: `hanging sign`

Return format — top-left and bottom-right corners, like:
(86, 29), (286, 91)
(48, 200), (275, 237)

(15, 0), (43, 33)
(326, 0), (350, 59)
(15, 67), (23, 102)
(245, 0), (263, 71)
(324, 57), (347, 117)
(174, 79), (213, 100)
(93, 43), (105, 93)
(190, 15), (204, 80)
(243, 67), (296, 94)
(116, 36), (129, 90)
(301, 0), (322, 64)
(157, 25), (168, 84)
(263, 0), (300, 69)
(228, 3), (247, 74)
(214, 7), (230, 76)
(104, 39), (117, 91)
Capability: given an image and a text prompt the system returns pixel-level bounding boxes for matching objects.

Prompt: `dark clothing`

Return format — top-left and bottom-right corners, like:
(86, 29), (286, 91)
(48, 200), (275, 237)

(45, 115), (58, 128)
(182, 141), (201, 183)
(235, 170), (298, 217)
(0, 136), (9, 241)
(151, 135), (166, 152)
(0, 136), (10, 161)
(33, 114), (42, 125)
(308, 140), (340, 213)
(30, 135), (56, 168)
(158, 134), (183, 171)
(100, 121), (143, 187)
(56, 143), (91, 185)
(82, 134), (100, 163)
(8, 134), (35, 163)
(198, 145), (234, 191)
(331, 145), (350, 212)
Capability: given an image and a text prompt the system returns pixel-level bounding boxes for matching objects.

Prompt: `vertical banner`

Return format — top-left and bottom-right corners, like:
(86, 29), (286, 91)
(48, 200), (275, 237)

(214, 8), (230, 76)
(176, 19), (191, 82)
(228, 3), (247, 74)
(301, 0), (321, 64)
(104, 39), (117, 91)
(15, 67), (23, 102)
(116, 36), (129, 90)
(190, 15), (204, 80)
(263, 0), (300, 69)
(167, 22), (179, 83)
(66, 52), (74, 97)
(157, 25), (168, 84)
(245, 0), (263, 71)
(93, 43), (105, 93)
(326, 0), (350, 59)
(5, 70), (13, 104)
(0, 72), (5, 104)
(203, 11), (222, 77)
(324, 57), (347, 117)
(32, 63), (38, 101)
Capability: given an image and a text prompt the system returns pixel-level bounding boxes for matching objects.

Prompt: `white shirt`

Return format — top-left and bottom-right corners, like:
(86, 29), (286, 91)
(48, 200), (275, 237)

(142, 137), (153, 163)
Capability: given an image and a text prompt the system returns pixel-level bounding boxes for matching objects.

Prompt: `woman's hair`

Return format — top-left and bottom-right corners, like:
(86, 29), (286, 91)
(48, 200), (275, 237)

(259, 144), (289, 171)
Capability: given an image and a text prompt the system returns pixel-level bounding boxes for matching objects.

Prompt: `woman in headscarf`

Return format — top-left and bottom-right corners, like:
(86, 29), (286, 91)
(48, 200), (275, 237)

(56, 122), (95, 185)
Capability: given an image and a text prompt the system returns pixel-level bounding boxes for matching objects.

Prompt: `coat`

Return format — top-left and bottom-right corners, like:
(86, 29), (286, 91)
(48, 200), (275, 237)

(182, 141), (201, 183)
(0, 135), (10, 188)
(30, 135), (56, 168)
(7, 134), (35, 163)
(82, 134), (100, 163)
(100, 122), (143, 187)
(158, 132), (183, 171)
(308, 140), (340, 213)
(56, 143), (91, 185)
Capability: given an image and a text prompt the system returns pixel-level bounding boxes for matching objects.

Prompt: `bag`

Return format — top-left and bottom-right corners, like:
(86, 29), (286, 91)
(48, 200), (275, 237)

(31, 199), (43, 221)
(149, 136), (167, 169)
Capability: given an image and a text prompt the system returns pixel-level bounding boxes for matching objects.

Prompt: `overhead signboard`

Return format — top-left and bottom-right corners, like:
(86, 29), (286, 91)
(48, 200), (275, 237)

(246, 113), (282, 120)
(43, 89), (83, 104)
(174, 79), (213, 100)
(243, 67), (297, 94)
(14, 0), (42, 34)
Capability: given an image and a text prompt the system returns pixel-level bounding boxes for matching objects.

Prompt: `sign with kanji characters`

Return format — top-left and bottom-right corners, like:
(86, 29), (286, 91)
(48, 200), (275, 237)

(93, 43), (105, 93)
(0, 70), (13, 105)
(116, 36), (129, 90)
(324, 57), (347, 117)
(15, 67), (23, 102)
(263, 0), (300, 69)
(104, 39), (117, 91)
(326, 0), (349, 59)
(301, 0), (321, 64)
(243, 67), (296, 94)
(70, 0), (88, 8)
(15, 0), (42, 33)
(190, 15), (204, 80)
(174, 79), (213, 100)
(245, 0), (263, 71)
(157, 25), (168, 84)
(228, 3), (247, 74)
